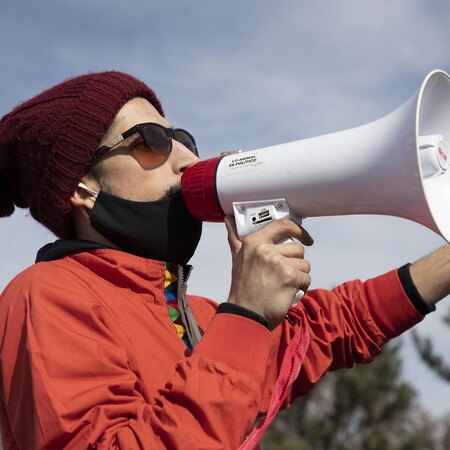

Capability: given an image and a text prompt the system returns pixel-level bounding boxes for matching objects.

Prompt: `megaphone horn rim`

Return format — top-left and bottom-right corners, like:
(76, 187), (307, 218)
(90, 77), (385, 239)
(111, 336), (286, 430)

(414, 69), (450, 242)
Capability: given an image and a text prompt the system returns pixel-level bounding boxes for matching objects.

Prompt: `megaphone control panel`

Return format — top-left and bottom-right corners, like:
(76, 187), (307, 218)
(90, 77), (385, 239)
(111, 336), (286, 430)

(232, 198), (302, 239)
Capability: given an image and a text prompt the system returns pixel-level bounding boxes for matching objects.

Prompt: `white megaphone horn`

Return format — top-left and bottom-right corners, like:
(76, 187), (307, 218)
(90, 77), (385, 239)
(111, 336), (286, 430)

(181, 70), (450, 242)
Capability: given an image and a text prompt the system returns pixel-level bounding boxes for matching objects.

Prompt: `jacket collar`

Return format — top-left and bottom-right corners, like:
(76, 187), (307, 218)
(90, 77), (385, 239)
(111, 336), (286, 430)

(35, 239), (192, 292)
(35, 239), (110, 263)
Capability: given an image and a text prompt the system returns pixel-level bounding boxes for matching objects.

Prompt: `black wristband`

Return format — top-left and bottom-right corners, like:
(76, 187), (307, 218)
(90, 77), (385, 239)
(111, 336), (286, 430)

(216, 303), (270, 329)
(398, 263), (436, 315)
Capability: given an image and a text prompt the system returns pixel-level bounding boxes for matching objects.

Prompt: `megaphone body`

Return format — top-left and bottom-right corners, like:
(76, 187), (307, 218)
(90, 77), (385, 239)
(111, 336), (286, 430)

(181, 70), (450, 242)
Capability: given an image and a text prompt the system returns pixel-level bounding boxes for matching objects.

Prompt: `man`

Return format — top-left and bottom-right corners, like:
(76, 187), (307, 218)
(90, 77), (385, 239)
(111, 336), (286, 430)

(0, 71), (447, 449)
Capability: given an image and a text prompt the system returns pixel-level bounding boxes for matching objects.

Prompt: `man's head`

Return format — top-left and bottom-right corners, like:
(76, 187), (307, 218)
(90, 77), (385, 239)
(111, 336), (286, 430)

(69, 95), (202, 262)
(0, 71), (167, 238)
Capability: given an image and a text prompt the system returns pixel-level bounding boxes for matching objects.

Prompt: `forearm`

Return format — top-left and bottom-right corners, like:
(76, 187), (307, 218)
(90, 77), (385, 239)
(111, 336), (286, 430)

(259, 269), (424, 410)
(409, 244), (450, 307)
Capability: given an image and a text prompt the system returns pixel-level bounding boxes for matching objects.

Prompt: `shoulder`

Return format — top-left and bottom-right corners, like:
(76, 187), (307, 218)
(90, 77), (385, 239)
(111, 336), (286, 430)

(2, 256), (88, 296)
(0, 256), (110, 324)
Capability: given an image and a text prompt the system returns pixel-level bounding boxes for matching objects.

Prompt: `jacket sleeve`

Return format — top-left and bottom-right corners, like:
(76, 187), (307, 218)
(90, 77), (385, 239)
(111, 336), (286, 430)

(0, 267), (274, 449)
(258, 268), (425, 412)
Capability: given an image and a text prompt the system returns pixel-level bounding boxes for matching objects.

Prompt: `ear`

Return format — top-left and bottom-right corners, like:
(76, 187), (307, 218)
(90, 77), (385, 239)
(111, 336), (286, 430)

(70, 183), (97, 211)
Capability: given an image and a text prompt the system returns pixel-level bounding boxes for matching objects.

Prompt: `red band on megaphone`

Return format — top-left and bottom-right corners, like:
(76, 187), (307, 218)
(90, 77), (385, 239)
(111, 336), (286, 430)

(181, 156), (225, 221)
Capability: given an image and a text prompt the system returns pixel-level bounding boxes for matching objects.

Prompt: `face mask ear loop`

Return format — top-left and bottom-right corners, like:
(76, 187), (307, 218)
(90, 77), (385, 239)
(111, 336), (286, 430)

(78, 182), (99, 198)
(77, 182), (99, 222)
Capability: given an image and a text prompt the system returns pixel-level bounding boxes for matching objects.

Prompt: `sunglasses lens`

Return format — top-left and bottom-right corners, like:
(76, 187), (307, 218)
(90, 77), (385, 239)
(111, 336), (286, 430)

(174, 129), (198, 156)
(141, 125), (171, 155)
(138, 124), (198, 157)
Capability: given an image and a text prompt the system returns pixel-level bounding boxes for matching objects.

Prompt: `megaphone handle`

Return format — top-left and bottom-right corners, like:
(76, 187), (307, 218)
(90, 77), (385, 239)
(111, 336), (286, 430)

(293, 290), (305, 305)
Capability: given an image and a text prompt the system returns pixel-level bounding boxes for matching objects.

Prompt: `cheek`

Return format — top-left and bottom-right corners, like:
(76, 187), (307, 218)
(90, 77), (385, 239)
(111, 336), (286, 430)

(132, 148), (168, 169)
(101, 154), (177, 201)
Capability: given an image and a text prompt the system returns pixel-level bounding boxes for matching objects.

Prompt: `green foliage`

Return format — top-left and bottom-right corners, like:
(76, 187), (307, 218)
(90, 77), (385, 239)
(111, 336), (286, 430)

(412, 306), (450, 382)
(262, 343), (444, 449)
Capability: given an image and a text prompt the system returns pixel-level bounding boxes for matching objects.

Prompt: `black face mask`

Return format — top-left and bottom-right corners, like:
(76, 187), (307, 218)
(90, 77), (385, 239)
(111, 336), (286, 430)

(89, 191), (202, 265)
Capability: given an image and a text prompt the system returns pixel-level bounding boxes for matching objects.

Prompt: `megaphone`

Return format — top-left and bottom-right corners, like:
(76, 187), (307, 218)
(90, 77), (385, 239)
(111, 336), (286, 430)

(181, 70), (450, 242)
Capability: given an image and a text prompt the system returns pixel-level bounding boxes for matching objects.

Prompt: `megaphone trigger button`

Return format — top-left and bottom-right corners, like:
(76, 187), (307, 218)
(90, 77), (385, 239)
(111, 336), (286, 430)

(437, 141), (448, 171)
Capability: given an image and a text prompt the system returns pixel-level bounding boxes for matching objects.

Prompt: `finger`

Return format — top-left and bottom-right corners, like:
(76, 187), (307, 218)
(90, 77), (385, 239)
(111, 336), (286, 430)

(224, 216), (242, 255)
(285, 256), (311, 274)
(297, 272), (311, 294)
(274, 242), (306, 259)
(286, 217), (314, 246)
(251, 218), (314, 246)
(290, 263), (312, 292)
(279, 258), (312, 294)
(296, 225), (314, 247)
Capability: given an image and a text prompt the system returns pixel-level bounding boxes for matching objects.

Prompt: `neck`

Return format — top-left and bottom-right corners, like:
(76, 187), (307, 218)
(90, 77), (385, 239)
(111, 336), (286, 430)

(71, 206), (119, 249)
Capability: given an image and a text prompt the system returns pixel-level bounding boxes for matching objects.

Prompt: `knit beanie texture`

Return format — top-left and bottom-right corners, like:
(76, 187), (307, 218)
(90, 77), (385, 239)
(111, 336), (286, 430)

(0, 71), (164, 238)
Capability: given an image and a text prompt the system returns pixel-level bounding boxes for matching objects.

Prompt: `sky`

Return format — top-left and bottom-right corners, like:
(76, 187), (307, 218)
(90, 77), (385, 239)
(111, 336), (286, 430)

(1, 0), (450, 420)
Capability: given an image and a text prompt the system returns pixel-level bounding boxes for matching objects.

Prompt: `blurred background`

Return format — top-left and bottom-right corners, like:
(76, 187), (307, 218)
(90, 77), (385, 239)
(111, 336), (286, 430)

(1, 0), (449, 442)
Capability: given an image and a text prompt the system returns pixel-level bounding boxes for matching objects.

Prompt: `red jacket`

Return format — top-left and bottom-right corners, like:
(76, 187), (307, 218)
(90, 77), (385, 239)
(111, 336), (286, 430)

(0, 245), (423, 449)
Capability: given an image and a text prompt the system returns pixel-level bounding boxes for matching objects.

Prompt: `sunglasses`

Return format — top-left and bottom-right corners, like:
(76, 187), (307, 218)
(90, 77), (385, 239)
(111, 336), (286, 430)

(92, 122), (198, 163)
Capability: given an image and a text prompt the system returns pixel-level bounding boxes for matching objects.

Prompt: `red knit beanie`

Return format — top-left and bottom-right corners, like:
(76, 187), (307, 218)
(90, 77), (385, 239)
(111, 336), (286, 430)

(0, 71), (164, 238)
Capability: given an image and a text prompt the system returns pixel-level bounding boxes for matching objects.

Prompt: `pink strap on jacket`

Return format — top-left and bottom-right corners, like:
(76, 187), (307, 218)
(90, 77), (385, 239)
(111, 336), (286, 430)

(238, 307), (310, 450)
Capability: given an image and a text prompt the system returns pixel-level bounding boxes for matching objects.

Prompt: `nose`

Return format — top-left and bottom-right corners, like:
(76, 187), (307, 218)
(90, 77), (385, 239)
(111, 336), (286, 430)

(172, 139), (200, 174)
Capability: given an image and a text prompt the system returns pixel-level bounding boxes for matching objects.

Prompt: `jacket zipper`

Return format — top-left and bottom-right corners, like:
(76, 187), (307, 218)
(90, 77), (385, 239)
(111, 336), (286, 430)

(177, 265), (202, 347)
